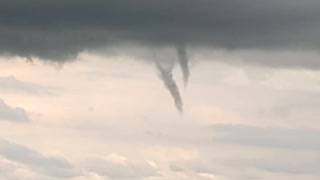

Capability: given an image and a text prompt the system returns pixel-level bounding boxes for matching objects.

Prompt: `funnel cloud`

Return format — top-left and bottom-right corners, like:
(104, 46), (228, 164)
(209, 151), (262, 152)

(176, 45), (190, 86)
(154, 58), (183, 113)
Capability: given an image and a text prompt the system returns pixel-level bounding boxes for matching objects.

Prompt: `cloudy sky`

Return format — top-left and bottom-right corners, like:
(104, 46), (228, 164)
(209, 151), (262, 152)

(1, 1), (320, 180)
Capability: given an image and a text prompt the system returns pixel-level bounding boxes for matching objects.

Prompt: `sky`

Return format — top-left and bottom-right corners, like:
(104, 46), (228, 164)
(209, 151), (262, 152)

(0, 1), (320, 180)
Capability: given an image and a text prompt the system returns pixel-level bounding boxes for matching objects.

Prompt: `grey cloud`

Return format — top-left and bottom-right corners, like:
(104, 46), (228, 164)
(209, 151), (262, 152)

(0, 139), (82, 179)
(0, 75), (55, 95)
(0, 139), (158, 179)
(0, 99), (30, 122)
(170, 158), (320, 180)
(194, 49), (320, 70)
(169, 163), (185, 172)
(1, 0), (320, 61)
(235, 158), (320, 175)
(210, 124), (320, 150)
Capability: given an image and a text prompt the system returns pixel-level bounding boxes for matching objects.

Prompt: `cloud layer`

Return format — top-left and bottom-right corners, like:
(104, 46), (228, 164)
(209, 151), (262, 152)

(1, 0), (320, 60)
(0, 139), (159, 180)
(0, 58), (320, 179)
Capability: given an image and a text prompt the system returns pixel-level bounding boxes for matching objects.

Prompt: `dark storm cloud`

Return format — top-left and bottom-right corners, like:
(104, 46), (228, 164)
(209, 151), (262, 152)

(1, 0), (320, 61)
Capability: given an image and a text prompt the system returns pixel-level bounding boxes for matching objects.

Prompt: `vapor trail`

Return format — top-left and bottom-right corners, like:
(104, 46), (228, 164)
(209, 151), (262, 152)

(176, 45), (190, 86)
(154, 57), (183, 113)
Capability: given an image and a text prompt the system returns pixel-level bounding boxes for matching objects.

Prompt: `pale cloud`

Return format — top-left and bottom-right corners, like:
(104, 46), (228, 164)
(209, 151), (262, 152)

(0, 157), (36, 180)
(0, 75), (55, 95)
(82, 154), (158, 179)
(0, 98), (30, 122)
(0, 55), (319, 179)
(0, 139), (82, 179)
(210, 125), (320, 151)
(0, 139), (160, 180)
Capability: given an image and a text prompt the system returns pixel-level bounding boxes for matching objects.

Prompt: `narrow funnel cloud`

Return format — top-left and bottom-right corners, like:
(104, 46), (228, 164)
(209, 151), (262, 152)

(176, 44), (190, 86)
(154, 59), (183, 113)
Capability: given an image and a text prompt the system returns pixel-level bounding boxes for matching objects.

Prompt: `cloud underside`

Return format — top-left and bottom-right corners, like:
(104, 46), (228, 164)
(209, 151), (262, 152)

(1, 0), (320, 61)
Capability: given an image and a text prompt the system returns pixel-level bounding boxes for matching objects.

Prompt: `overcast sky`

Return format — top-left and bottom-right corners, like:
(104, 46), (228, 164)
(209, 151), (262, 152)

(1, 1), (320, 180)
